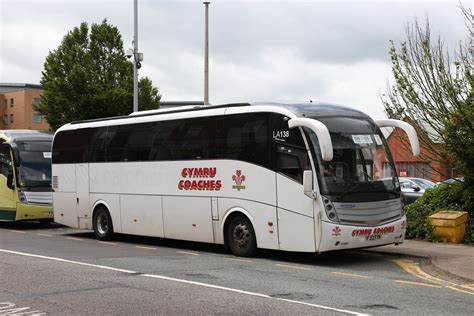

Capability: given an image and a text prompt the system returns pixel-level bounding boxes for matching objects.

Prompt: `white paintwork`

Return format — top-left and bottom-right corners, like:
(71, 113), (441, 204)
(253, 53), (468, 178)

(277, 209), (315, 252)
(288, 117), (333, 161)
(162, 196), (213, 243)
(276, 174), (313, 218)
(75, 164), (90, 219)
(318, 216), (406, 252)
(121, 194), (164, 237)
(375, 119), (420, 156)
(53, 192), (77, 228)
(52, 164), (76, 192)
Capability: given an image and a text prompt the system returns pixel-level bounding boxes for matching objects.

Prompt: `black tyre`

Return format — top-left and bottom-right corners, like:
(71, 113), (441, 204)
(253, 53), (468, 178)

(226, 215), (257, 257)
(39, 218), (54, 224)
(93, 207), (114, 241)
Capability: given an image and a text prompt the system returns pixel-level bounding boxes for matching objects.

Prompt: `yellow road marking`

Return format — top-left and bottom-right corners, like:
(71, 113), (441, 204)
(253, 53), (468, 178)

(10, 230), (26, 234)
(395, 280), (443, 288)
(331, 271), (371, 279)
(461, 284), (474, 291)
(37, 233), (52, 237)
(225, 257), (254, 263)
(98, 241), (117, 245)
(66, 237), (82, 241)
(392, 259), (474, 296)
(445, 286), (474, 295)
(177, 251), (200, 256)
(135, 246), (157, 250)
(275, 263), (311, 271)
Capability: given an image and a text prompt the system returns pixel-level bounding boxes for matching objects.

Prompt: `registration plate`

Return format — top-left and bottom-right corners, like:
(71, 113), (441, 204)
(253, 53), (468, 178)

(366, 235), (381, 241)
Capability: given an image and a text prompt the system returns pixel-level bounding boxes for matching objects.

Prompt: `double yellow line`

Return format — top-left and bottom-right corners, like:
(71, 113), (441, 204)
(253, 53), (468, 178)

(392, 259), (474, 295)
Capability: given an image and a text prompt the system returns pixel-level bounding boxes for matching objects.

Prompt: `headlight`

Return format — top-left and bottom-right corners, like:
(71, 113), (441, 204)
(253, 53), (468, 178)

(323, 196), (339, 223)
(18, 190), (27, 203)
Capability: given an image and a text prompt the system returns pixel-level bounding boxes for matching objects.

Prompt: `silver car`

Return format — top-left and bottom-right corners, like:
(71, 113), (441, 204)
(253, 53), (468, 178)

(399, 177), (435, 204)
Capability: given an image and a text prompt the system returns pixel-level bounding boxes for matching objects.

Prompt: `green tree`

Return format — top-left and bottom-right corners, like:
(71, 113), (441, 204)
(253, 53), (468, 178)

(38, 19), (160, 130)
(138, 77), (161, 111)
(381, 6), (473, 199)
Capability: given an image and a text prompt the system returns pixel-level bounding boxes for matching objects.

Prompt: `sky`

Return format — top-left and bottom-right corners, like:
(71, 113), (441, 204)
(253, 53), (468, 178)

(0, 0), (468, 119)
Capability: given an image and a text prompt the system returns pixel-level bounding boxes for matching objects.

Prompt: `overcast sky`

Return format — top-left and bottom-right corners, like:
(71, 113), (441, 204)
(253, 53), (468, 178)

(0, 0), (468, 118)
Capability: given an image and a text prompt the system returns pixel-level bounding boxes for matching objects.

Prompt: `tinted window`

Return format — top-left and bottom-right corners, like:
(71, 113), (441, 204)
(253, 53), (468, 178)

(223, 113), (270, 169)
(151, 116), (223, 161)
(106, 123), (156, 162)
(271, 114), (309, 183)
(53, 129), (94, 164)
(89, 128), (107, 162)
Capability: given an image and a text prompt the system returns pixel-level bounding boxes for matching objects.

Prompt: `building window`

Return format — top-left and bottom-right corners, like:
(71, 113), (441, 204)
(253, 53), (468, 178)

(10, 114), (14, 124)
(3, 99), (6, 109)
(33, 114), (42, 124)
(395, 161), (431, 180)
(10, 98), (14, 107)
(32, 98), (40, 106)
(2, 115), (6, 125)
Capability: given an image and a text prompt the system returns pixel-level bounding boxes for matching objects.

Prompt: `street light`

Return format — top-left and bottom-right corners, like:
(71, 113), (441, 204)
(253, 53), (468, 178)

(132, 0), (143, 112)
(204, 1), (210, 106)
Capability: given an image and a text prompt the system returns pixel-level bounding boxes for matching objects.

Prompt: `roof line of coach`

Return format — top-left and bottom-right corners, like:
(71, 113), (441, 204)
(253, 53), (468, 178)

(69, 103), (251, 125)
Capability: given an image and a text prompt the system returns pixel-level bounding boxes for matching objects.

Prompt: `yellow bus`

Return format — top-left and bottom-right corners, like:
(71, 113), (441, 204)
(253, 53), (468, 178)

(0, 130), (53, 222)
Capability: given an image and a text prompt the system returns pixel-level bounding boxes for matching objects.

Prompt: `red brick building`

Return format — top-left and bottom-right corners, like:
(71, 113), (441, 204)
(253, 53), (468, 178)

(382, 119), (457, 182)
(0, 83), (50, 131)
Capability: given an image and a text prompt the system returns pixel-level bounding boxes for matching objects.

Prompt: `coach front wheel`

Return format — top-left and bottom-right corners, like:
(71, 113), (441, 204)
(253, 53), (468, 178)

(93, 207), (114, 241)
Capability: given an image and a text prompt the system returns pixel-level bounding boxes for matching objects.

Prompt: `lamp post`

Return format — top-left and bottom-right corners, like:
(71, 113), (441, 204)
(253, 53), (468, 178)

(133, 0), (139, 112)
(204, 1), (210, 106)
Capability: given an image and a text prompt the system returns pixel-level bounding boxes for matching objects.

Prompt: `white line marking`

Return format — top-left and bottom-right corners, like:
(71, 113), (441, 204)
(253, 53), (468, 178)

(177, 251), (199, 256)
(135, 246), (157, 250)
(276, 263), (311, 271)
(37, 234), (53, 237)
(0, 249), (368, 316)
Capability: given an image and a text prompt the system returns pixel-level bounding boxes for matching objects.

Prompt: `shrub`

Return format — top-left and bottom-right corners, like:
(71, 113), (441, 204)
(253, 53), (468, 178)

(405, 182), (472, 243)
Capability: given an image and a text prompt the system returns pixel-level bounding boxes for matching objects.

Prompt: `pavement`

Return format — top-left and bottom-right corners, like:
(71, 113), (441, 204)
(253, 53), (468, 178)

(364, 239), (474, 282)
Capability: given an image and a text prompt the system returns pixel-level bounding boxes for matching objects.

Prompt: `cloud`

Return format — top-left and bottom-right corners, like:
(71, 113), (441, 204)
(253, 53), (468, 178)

(0, 0), (467, 119)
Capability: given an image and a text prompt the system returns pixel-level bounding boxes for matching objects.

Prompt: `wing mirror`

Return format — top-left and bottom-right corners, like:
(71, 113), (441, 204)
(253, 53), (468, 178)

(6, 173), (14, 190)
(412, 185), (421, 192)
(303, 170), (315, 199)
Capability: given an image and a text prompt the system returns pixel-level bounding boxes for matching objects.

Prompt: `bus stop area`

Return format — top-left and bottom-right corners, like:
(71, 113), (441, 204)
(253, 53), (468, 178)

(364, 240), (474, 282)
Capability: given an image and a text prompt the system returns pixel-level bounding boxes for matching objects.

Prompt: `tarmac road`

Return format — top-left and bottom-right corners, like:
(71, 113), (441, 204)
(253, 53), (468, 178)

(1, 222), (473, 315)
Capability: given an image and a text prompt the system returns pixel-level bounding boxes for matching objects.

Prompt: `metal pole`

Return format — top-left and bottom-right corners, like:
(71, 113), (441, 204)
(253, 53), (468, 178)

(133, 0), (139, 112)
(204, 1), (210, 106)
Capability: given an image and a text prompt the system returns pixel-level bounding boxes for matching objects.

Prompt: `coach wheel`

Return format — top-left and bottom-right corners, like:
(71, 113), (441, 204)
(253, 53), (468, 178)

(226, 215), (257, 257)
(93, 207), (114, 241)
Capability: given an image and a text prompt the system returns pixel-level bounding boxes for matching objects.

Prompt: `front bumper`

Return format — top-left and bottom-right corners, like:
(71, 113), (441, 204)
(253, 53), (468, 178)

(16, 202), (53, 221)
(318, 216), (406, 252)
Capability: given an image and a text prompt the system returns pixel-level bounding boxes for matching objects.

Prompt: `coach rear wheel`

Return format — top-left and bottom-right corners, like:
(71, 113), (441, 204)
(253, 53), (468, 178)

(93, 207), (114, 241)
(226, 215), (257, 257)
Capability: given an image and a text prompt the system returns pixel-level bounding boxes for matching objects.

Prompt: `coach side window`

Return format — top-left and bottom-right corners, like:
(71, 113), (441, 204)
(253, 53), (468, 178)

(176, 116), (223, 160)
(52, 129), (95, 164)
(223, 113), (270, 169)
(271, 114), (309, 183)
(89, 128), (107, 163)
(106, 122), (156, 162)
(149, 117), (223, 161)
